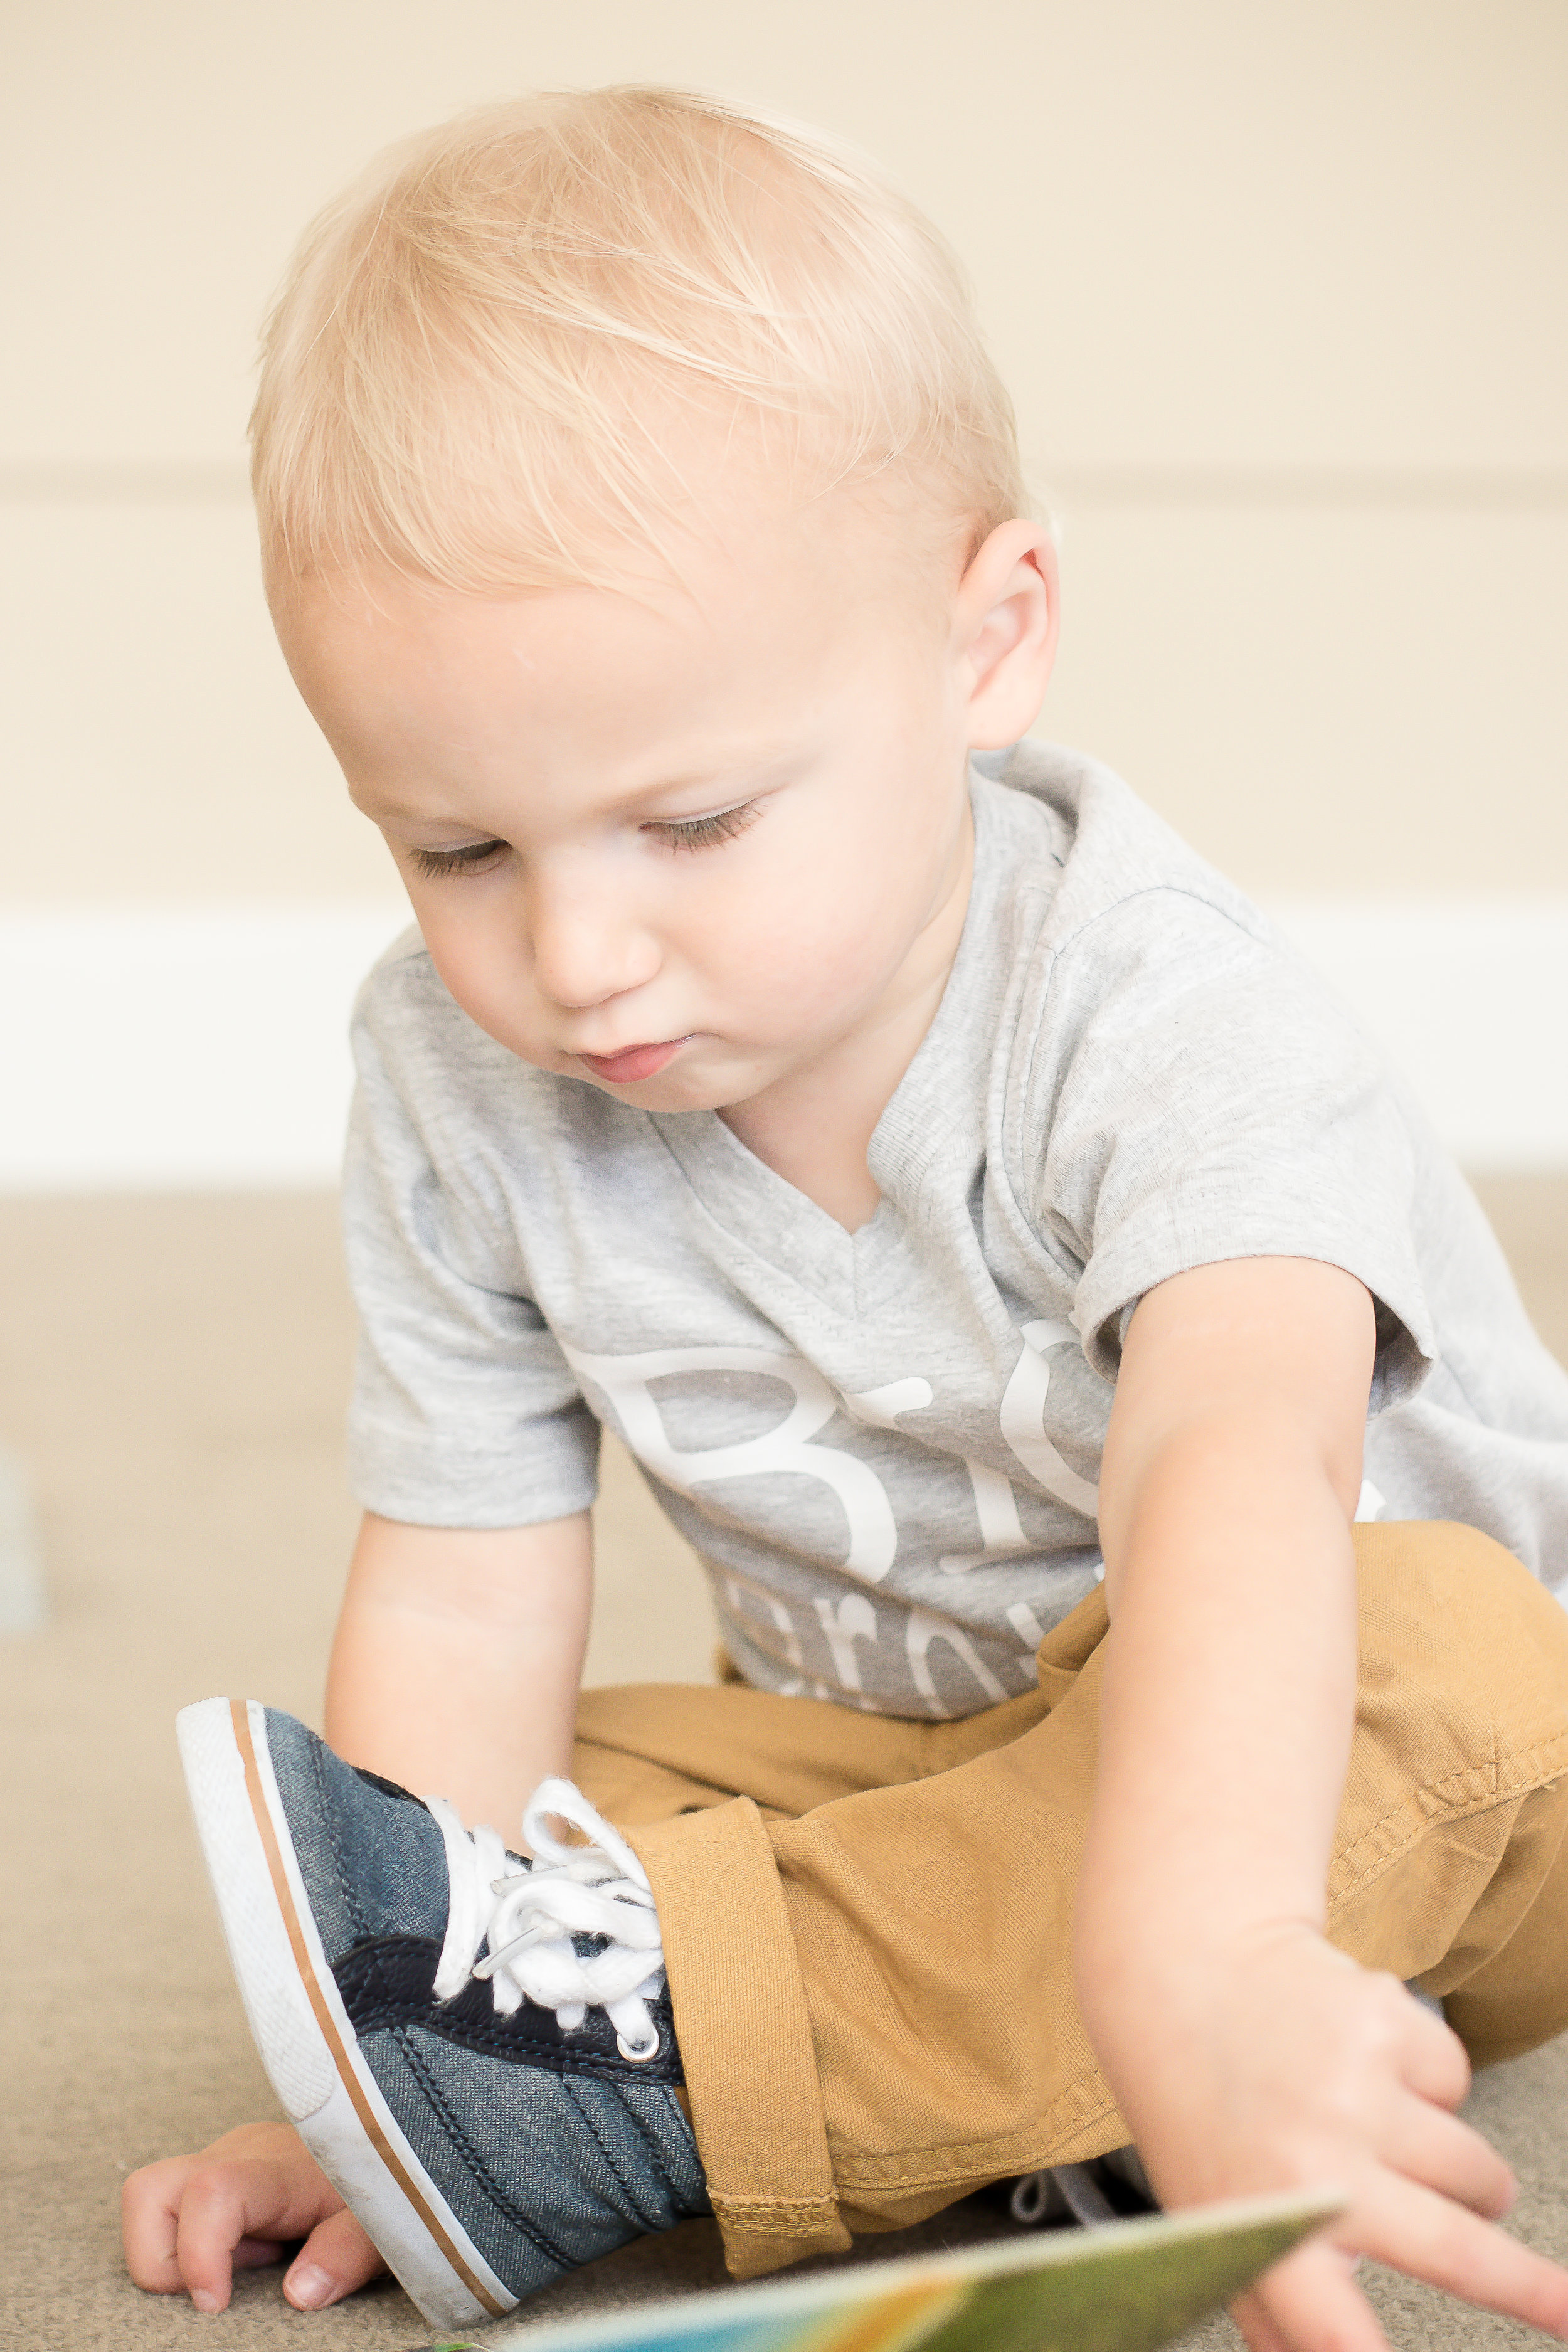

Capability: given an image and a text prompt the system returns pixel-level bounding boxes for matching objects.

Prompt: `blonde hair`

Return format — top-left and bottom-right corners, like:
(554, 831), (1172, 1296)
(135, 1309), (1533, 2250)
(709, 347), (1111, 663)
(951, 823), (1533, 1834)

(252, 86), (1027, 596)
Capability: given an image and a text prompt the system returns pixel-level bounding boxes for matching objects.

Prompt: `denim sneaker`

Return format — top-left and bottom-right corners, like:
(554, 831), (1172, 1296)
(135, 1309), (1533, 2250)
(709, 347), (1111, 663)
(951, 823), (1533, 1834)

(176, 1698), (709, 2329)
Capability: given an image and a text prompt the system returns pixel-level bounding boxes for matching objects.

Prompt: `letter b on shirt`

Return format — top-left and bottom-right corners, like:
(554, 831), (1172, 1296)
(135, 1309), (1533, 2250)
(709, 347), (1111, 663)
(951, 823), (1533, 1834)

(560, 1341), (900, 1582)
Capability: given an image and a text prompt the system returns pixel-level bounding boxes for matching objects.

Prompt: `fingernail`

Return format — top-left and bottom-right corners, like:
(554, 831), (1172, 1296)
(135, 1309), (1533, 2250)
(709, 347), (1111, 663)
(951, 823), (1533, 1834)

(286, 2263), (335, 2309)
(190, 2289), (221, 2313)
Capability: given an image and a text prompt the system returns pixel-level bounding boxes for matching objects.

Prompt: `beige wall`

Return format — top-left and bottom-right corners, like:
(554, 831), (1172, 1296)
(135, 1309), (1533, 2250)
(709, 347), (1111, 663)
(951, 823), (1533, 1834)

(3, 1), (1564, 905)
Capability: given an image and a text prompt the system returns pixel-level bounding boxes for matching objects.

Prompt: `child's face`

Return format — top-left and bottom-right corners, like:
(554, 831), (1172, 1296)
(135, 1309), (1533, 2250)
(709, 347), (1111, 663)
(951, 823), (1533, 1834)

(275, 488), (1054, 1118)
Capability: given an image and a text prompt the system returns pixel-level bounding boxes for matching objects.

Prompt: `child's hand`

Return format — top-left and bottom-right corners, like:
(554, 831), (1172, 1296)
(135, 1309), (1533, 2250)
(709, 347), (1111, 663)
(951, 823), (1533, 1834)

(122, 2119), (386, 2312)
(1086, 1259), (1568, 2346)
(1102, 1924), (1568, 2352)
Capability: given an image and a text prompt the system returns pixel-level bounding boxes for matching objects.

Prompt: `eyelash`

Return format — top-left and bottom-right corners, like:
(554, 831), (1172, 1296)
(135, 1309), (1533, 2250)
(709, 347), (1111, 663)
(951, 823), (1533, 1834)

(409, 841), (507, 881)
(647, 802), (760, 852)
(407, 802), (760, 878)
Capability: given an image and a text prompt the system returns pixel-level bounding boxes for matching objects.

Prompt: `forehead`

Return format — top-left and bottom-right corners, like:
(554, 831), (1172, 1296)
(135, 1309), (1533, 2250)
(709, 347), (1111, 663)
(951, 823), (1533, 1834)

(276, 482), (943, 741)
(271, 493), (947, 827)
(279, 444), (954, 643)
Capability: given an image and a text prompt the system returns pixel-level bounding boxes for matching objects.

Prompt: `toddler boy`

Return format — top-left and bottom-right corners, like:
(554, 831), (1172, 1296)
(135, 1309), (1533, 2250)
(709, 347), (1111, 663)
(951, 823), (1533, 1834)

(122, 89), (1568, 2352)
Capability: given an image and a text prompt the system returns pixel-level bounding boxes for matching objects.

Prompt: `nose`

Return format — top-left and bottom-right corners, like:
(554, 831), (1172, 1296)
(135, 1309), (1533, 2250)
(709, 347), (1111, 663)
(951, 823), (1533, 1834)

(525, 862), (661, 1010)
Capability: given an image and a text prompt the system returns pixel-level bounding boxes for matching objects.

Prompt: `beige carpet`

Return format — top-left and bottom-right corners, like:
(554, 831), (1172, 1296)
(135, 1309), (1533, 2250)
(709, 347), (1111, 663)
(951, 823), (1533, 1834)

(1, 1183), (1565, 2351)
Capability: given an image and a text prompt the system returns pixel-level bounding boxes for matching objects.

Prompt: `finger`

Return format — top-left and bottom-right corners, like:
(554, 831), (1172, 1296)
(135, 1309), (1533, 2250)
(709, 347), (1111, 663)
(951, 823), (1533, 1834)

(1351, 2173), (1568, 2338)
(1230, 2282), (1300, 2352)
(1250, 2239), (1391, 2352)
(284, 2206), (387, 2310)
(122, 2160), (198, 2294)
(1381, 2096), (1515, 2220)
(1397, 1994), (1471, 2112)
(232, 2234), (290, 2271)
(173, 2173), (247, 2314)
(171, 2157), (324, 2314)
(1232, 2238), (1371, 2352)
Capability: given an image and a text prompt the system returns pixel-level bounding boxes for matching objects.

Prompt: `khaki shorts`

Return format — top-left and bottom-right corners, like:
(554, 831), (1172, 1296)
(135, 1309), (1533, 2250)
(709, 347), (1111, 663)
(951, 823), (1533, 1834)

(572, 1524), (1568, 2280)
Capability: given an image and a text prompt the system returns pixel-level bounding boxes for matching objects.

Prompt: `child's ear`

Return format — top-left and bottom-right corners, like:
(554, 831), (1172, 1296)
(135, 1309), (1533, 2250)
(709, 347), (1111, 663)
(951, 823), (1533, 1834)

(955, 520), (1059, 749)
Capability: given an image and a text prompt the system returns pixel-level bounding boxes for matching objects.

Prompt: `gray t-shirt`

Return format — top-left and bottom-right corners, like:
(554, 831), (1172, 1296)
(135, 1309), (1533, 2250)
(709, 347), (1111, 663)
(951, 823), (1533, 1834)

(344, 743), (1568, 1719)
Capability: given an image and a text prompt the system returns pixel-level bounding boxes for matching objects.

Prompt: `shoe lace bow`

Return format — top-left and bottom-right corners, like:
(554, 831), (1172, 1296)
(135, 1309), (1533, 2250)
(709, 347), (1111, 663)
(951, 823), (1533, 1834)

(425, 1776), (665, 2063)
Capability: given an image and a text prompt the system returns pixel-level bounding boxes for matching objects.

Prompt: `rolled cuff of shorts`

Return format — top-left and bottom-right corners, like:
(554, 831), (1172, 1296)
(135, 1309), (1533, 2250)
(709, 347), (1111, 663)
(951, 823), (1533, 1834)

(627, 1798), (852, 2278)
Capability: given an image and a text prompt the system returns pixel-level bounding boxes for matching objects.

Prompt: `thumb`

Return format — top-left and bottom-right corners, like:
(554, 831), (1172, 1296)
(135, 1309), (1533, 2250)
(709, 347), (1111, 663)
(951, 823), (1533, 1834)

(283, 2205), (386, 2309)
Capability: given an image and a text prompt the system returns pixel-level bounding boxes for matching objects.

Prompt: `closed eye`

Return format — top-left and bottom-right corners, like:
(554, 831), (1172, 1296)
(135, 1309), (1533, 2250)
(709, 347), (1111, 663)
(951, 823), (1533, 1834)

(644, 802), (761, 852)
(408, 840), (509, 880)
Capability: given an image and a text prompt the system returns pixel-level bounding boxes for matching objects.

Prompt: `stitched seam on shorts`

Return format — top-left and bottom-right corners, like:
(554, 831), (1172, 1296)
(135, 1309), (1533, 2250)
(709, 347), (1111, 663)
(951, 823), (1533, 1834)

(827, 2070), (1123, 2190)
(707, 2193), (843, 2231)
(1328, 1732), (1568, 1909)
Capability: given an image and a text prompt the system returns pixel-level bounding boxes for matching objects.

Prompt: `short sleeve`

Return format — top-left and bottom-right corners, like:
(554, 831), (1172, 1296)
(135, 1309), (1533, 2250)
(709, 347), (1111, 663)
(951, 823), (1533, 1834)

(343, 969), (600, 1527)
(1032, 891), (1438, 1412)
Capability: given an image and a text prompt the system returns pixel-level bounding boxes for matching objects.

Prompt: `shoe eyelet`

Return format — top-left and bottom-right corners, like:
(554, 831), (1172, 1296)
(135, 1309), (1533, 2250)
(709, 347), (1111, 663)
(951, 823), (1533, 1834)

(616, 2026), (660, 2063)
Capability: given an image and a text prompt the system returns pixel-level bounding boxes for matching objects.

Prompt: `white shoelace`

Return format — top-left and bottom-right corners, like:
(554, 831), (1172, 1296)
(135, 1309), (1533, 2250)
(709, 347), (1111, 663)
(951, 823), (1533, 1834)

(423, 1776), (666, 2063)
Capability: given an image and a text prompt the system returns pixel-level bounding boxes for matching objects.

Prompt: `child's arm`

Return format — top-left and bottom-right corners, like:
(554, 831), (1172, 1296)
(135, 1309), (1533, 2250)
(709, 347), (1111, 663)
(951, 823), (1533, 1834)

(1077, 1256), (1568, 2352)
(324, 1506), (593, 1833)
(124, 1508), (592, 2311)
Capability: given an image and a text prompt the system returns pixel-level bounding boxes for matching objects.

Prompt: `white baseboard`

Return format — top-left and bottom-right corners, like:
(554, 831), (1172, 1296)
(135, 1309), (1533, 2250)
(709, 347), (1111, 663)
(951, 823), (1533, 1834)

(1269, 898), (1568, 1171)
(0, 906), (410, 1190)
(0, 898), (1564, 1189)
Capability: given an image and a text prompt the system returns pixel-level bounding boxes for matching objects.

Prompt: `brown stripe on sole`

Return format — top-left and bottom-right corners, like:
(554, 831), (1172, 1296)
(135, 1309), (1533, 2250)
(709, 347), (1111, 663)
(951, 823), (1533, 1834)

(229, 1698), (507, 2319)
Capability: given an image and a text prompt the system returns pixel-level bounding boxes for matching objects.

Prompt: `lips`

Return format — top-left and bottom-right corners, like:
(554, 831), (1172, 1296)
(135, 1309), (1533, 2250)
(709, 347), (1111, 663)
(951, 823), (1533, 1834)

(578, 1037), (690, 1083)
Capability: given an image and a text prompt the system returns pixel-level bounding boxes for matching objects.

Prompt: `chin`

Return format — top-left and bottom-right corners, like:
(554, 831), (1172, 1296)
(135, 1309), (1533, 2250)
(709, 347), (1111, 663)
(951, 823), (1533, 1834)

(632, 1076), (727, 1113)
(637, 1063), (758, 1114)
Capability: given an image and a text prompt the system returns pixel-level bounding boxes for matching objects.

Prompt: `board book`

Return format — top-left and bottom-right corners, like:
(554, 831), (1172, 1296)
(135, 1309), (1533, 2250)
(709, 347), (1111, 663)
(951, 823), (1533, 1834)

(412, 2187), (1341, 2352)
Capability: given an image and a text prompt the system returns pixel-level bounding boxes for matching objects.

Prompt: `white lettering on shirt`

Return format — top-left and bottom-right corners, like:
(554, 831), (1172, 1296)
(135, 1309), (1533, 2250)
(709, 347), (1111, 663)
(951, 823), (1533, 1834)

(1005, 1597), (1048, 1649)
(905, 1605), (1010, 1716)
(562, 1341), (899, 1584)
(842, 1378), (935, 1429)
(940, 1455), (1033, 1574)
(812, 1592), (879, 1704)
(561, 1330), (1102, 1713)
(999, 1321), (1101, 1519)
(724, 1567), (829, 1700)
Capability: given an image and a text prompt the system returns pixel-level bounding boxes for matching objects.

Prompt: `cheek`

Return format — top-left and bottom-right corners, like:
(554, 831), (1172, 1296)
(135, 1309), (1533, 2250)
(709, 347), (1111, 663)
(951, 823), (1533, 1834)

(695, 834), (914, 1005)
(413, 900), (548, 1051)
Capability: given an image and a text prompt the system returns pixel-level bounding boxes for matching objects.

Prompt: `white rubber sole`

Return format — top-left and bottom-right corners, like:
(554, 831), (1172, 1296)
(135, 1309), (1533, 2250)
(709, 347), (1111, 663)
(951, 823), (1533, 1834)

(176, 1696), (515, 2329)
